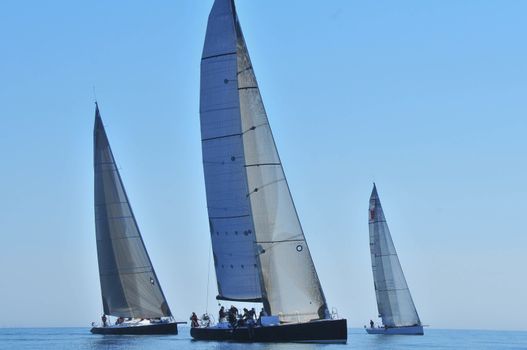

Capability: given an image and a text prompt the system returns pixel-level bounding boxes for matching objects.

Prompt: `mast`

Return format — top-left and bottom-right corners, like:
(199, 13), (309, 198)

(369, 184), (421, 327)
(201, 0), (329, 323)
(93, 103), (171, 318)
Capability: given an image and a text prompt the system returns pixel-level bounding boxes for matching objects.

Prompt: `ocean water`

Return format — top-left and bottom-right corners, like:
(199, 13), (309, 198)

(0, 327), (526, 350)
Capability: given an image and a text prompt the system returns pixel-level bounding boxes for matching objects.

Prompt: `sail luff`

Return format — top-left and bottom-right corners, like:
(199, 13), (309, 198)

(369, 184), (420, 327)
(94, 104), (171, 318)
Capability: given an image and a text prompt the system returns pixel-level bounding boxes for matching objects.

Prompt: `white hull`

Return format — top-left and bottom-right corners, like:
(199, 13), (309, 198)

(365, 325), (424, 335)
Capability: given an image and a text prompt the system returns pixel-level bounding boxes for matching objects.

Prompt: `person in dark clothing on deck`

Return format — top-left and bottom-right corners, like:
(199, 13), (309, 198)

(228, 306), (238, 326)
(190, 312), (199, 328)
(370, 319), (374, 328)
(219, 306), (226, 322)
(101, 314), (107, 327)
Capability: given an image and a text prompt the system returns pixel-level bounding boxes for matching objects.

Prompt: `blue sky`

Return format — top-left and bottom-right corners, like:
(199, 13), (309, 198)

(0, 0), (526, 330)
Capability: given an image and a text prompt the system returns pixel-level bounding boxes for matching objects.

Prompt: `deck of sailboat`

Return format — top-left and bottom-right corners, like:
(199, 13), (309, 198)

(365, 325), (424, 335)
(190, 318), (347, 343)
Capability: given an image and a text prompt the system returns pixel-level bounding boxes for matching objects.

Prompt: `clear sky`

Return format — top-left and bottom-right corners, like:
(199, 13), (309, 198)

(0, 0), (525, 330)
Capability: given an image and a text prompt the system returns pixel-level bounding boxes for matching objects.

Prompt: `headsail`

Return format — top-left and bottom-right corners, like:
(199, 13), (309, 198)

(94, 104), (171, 318)
(201, 0), (329, 322)
(369, 184), (421, 327)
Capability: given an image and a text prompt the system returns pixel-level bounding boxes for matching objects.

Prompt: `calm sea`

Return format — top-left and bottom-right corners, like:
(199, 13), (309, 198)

(0, 327), (526, 350)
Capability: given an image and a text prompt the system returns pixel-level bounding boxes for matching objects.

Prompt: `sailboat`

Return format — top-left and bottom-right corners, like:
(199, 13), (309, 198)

(366, 184), (424, 335)
(190, 0), (347, 343)
(90, 103), (182, 335)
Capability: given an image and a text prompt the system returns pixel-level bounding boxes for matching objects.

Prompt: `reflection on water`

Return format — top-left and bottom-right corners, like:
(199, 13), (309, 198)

(0, 327), (526, 350)
(209, 341), (318, 350)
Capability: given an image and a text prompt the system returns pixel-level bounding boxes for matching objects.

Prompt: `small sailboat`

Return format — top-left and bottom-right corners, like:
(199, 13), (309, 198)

(190, 0), (347, 343)
(90, 103), (181, 335)
(365, 184), (424, 335)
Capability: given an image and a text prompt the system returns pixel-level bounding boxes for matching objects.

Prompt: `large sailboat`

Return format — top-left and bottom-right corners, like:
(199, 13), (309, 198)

(191, 0), (347, 343)
(91, 103), (181, 335)
(366, 184), (424, 335)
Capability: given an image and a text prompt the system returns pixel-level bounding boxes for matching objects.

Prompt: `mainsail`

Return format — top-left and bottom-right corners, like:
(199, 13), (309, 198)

(369, 184), (421, 327)
(201, 0), (328, 322)
(94, 104), (171, 318)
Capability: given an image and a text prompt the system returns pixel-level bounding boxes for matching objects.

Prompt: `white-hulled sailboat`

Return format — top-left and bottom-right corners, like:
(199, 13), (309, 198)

(190, 0), (347, 343)
(366, 184), (424, 335)
(91, 103), (182, 335)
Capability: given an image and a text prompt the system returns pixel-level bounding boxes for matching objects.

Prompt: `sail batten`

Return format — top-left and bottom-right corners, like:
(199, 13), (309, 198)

(200, 0), (328, 321)
(94, 104), (171, 319)
(369, 184), (421, 328)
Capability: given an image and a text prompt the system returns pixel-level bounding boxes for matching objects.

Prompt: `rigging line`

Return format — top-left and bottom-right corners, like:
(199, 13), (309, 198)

(205, 246), (212, 314)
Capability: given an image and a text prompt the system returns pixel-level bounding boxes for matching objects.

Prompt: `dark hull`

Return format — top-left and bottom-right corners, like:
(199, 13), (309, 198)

(90, 322), (178, 335)
(190, 319), (347, 343)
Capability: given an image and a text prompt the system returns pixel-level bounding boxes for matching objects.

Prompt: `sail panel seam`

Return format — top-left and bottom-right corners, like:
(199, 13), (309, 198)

(202, 51), (237, 61)
(200, 106), (238, 114)
(245, 163), (281, 167)
(377, 287), (411, 292)
(257, 239), (304, 244)
(202, 132), (242, 142)
(209, 214), (251, 219)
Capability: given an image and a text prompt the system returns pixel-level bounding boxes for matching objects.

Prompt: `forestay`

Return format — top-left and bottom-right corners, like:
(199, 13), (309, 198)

(369, 184), (421, 327)
(200, 0), (329, 323)
(94, 104), (171, 318)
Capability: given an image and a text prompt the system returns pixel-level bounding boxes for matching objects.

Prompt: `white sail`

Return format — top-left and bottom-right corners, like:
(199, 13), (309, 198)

(201, 0), (328, 322)
(94, 104), (171, 318)
(369, 184), (421, 327)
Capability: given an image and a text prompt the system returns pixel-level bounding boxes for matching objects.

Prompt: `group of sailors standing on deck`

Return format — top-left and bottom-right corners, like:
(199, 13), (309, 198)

(190, 305), (267, 328)
(221, 305), (261, 327)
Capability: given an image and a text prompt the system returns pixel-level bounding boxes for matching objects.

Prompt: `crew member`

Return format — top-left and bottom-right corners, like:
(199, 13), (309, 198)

(190, 312), (199, 328)
(219, 306), (226, 322)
